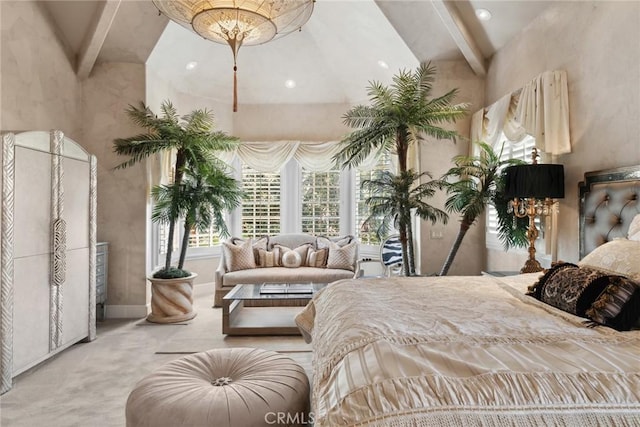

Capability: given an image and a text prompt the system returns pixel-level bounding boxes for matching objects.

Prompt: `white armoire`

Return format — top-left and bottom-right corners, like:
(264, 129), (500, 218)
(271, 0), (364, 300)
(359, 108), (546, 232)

(0, 130), (97, 394)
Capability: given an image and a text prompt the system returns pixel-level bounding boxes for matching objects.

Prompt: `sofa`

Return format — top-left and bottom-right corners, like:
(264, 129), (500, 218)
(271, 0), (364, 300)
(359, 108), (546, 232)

(214, 233), (358, 307)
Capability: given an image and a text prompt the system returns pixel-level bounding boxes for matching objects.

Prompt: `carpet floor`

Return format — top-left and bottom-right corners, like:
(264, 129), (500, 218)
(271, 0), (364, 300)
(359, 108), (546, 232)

(0, 287), (312, 427)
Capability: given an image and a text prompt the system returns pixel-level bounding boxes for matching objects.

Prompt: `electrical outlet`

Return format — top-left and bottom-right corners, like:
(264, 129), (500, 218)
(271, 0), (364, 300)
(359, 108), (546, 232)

(430, 229), (444, 239)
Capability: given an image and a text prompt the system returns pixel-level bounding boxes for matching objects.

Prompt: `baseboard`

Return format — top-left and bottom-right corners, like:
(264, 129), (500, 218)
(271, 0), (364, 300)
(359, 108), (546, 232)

(106, 304), (149, 319)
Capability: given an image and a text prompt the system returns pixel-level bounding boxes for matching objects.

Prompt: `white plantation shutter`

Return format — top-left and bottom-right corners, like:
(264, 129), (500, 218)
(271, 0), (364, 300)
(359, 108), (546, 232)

(355, 153), (393, 245)
(241, 164), (281, 238)
(301, 167), (341, 236)
(486, 134), (540, 250)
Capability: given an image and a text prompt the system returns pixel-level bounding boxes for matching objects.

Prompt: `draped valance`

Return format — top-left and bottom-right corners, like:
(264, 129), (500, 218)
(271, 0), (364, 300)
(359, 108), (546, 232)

(147, 140), (386, 188)
(470, 70), (571, 155)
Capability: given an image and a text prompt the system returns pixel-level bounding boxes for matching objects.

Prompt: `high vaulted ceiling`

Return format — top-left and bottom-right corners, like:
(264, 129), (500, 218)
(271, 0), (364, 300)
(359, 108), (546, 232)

(41, 0), (554, 105)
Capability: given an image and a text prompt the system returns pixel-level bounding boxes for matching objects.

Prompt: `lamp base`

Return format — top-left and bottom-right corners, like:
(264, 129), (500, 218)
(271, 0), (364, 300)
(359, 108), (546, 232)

(520, 258), (543, 274)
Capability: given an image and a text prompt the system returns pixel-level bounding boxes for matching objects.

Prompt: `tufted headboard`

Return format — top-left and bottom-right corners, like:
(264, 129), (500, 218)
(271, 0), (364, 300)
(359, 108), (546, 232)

(579, 165), (640, 259)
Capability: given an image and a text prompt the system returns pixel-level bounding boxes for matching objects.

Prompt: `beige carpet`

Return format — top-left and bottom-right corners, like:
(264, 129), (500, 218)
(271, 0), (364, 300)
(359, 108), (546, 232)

(151, 298), (312, 354)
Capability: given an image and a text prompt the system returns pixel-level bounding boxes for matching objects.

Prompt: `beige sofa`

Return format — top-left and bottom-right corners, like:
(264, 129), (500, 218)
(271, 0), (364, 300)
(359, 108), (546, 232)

(214, 233), (358, 306)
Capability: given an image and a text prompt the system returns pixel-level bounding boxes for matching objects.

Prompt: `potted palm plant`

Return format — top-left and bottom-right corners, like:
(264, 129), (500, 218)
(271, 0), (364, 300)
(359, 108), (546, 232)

(438, 141), (528, 276)
(361, 170), (448, 275)
(114, 101), (242, 323)
(334, 63), (468, 275)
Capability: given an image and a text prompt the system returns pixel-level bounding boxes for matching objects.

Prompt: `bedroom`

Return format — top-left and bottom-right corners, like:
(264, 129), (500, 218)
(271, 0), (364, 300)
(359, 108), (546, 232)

(1, 0), (639, 425)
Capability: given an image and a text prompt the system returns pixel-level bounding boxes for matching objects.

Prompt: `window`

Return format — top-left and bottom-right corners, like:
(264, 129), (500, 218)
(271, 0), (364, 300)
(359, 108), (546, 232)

(241, 165), (281, 238)
(301, 167), (341, 236)
(354, 153), (393, 245)
(486, 134), (545, 252)
(153, 149), (395, 266)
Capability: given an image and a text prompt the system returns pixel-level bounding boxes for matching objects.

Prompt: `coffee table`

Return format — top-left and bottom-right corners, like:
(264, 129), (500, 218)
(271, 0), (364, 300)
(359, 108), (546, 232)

(222, 283), (326, 335)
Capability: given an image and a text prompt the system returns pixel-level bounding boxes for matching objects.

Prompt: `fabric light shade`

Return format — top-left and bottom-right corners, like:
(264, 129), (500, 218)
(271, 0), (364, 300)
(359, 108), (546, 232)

(504, 164), (565, 199)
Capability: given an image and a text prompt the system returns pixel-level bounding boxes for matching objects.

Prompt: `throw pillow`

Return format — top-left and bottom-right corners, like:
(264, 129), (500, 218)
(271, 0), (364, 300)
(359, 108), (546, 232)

(306, 247), (328, 267)
(586, 276), (640, 331)
(231, 236), (268, 265)
(222, 238), (256, 272)
(578, 239), (640, 281)
(273, 244), (310, 267)
(317, 235), (354, 250)
(281, 250), (302, 268)
(326, 241), (356, 271)
(257, 248), (277, 268)
(628, 213), (640, 241)
(527, 263), (612, 317)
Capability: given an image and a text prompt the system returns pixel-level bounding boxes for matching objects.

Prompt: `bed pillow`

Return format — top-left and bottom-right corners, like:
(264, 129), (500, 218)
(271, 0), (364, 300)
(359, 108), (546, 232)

(222, 238), (257, 272)
(578, 239), (640, 281)
(628, 213), (640, 241)
(586, 276), (640, 331)
(528, 263), (614, 317)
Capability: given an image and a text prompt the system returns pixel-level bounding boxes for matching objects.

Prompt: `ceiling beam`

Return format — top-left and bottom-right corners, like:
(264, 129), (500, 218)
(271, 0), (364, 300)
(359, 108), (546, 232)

(77, 0), (121, 80)
(431, 0), (486, 76)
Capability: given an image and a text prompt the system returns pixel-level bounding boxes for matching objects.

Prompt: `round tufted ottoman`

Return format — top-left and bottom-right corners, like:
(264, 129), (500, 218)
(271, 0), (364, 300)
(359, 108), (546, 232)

(126, 348), (310, 427)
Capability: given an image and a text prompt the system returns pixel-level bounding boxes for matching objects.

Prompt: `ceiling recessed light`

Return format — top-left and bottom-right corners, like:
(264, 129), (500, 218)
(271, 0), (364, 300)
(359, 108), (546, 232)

(377, 60), (389, 69)
(285, 79), (296, 89)
(185, 61), (198, 71)
(475, 8), (492, 21)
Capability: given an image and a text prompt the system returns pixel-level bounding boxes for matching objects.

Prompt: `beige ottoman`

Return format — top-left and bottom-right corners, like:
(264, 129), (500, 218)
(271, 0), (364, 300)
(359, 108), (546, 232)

(126, 348), (310, 427)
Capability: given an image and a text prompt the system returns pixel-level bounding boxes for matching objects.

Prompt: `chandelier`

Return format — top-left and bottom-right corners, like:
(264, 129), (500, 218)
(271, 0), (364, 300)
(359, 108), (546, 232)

(153, 0), (315, 112)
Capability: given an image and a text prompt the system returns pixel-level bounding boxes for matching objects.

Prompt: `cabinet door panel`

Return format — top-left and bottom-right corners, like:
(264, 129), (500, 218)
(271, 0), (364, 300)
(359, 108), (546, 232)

(62, 157), (90, 250)
(61, 248), (90, 344)
(14, 147), (51, 258)
(13, 255), (51, 375)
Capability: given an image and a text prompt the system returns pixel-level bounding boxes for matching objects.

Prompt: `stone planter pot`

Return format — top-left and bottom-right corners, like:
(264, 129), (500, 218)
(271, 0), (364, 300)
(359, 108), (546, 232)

(147, 273), (198, 323)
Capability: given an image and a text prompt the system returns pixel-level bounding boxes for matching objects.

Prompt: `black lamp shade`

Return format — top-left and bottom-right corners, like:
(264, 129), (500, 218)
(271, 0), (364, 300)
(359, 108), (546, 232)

(504, 164), (564, 199)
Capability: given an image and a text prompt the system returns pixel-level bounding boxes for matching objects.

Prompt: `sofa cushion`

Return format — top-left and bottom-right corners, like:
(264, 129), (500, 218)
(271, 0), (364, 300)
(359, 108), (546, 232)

(257, 249), (278, 267)
(221, 267), (354, 288)
(269, 234), (316, 250)
(305, 247), (328, 267)
(326, 241), (357, 271)
(230, 236), (268, 265)
(222, 239), (256, 272)
(273, 244), (311, 267)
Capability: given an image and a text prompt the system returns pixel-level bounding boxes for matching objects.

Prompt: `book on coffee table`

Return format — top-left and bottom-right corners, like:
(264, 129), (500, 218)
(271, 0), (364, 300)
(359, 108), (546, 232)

(259, 283), (314, 294)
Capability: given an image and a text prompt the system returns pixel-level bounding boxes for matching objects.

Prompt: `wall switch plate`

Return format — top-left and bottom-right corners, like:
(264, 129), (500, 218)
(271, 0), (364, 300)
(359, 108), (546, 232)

(430, 229), (444, 239)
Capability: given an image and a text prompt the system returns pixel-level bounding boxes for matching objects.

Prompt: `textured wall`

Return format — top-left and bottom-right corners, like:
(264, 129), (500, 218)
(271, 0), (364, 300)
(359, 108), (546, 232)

(82, 62), (149, 317)
(485, 1), (640, 268)
(418, 60), (485, 276)
(0, 1), (81, 139)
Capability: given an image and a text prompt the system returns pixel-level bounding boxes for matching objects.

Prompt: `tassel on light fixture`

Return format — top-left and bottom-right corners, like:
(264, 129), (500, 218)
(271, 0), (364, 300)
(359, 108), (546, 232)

(152, 0), (315, 112)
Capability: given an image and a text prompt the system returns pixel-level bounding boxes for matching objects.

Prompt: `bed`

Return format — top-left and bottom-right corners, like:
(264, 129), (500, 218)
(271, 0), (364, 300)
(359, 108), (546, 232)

(296, 165), (640, 426)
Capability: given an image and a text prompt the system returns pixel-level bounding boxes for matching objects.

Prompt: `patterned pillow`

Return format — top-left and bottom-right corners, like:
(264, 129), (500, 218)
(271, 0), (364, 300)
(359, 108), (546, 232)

(305, 247), (328, 267)
(586, 276), (640, 331)
(281, 250), (302, 268)
(316, 235), (354, 249)
(231, 236), (268, 265)
(578, 239), (640, 281)
(273, 244), (310, 267)
(222, 238), (256, 272)
(257, 248), (277, 268)
(528, 263), (613, 317)
(628, 213), (640, 241)
(326, 241), (356, 271)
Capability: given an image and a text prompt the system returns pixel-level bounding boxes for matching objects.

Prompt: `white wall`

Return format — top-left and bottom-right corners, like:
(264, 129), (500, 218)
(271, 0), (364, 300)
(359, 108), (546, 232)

(485, 0), (640, 268)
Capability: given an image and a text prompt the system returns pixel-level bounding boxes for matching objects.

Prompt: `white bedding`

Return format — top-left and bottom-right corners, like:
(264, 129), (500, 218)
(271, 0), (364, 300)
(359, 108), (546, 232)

(296, 274), (640, 426)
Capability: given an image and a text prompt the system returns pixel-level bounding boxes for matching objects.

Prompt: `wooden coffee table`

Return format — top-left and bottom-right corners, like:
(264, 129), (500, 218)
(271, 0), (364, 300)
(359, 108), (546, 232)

(222, 283), (326, 335)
